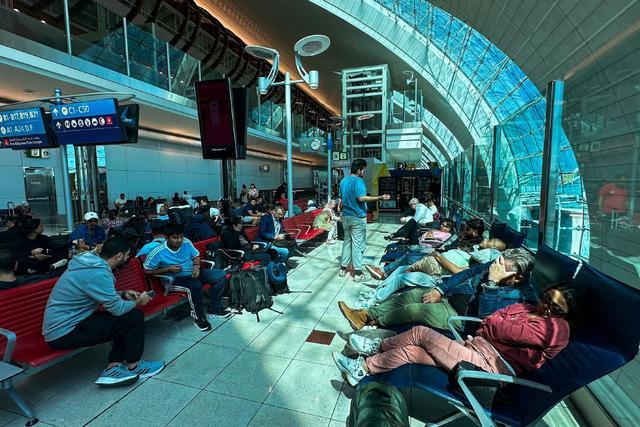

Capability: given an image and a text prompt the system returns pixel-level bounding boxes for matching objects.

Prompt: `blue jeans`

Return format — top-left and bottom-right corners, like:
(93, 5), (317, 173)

(374, 267), (437, 302)
(383, 253), (426, 275)
(341, 216), (367, 272)
(268, 245), (289, 262)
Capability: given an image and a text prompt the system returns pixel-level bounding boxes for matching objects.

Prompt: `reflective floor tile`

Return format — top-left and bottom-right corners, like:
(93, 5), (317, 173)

(167, 391), (260, 426)
(248, 404), (330, 427)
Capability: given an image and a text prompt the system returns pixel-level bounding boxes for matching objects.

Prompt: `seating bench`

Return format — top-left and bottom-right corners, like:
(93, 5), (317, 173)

(362, 244), (640, 426)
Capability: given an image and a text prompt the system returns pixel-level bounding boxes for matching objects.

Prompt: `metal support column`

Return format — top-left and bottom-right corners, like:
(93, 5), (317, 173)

(490, 125), (502, 222)
(327, 131), (333, 202)
(198, 61), (202, 81)
(284, 72), (294, 215)
(166, 42), (172, 92)
(538, 80), (564, 249)
(62, 0), (72, 54)
(54, 89), (74, 231)
(123, 17), (131, 76)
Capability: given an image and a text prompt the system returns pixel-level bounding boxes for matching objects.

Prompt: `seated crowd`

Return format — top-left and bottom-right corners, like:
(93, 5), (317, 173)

(0, 187), (336, 388)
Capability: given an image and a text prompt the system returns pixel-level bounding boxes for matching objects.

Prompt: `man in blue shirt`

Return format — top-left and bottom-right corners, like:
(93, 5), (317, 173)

(136, 220), (167, 257)
(241, 198), (261, 226)
(339, 159), (390, 281)
(143, 224), (228, 332)
(70, 211), (107, 252)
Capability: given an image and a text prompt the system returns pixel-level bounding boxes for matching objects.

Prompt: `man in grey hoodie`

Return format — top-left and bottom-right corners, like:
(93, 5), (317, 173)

(43, 236), (165, 386)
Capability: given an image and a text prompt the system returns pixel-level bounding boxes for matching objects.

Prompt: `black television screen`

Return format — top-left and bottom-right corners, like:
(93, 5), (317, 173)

(232, 87), (248, 160)
(195, 79), (238, 159)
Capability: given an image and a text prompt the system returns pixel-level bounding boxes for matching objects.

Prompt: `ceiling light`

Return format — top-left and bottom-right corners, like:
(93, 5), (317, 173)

(13, 8), (19, 12)
(40, 20), (46, 24)
(24, 89), (34, 94)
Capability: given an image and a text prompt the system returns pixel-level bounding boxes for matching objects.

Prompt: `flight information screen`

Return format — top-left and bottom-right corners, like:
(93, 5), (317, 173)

(0, 107), (54, 149)
(51, 98), (125, 146)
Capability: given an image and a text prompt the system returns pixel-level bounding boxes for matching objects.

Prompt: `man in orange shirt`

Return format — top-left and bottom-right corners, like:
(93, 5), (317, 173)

(598, 174), (629, 216)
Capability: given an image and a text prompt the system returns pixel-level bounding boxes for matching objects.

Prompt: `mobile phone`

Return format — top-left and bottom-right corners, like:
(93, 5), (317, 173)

(146, 290), (156, 298)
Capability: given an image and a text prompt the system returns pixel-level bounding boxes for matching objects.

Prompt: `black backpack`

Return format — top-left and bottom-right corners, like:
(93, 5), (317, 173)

(229, 267), (274, 319)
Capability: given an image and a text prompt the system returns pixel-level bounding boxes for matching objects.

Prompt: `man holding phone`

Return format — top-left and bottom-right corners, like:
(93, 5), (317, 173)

(143, 224), (229, 332)
(43, 236), (165, 387)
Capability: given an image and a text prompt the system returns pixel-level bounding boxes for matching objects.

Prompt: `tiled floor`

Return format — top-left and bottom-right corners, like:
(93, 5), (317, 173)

(0, 222), (583, 426)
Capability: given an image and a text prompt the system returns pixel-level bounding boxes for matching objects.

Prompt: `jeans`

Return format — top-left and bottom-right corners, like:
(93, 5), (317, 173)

(268, 245), (289, 262)
(368, 288), (458, 329)
(341, 216), (367, 272)
(173, 268), (227, 319)
(374, 267), (437, 302)
(48, 309), (145, 364)
(383, 253), (426, 275)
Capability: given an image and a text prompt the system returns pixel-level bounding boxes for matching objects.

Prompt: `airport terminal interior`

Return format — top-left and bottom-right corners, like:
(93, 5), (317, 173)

(0, 0), (638, 426)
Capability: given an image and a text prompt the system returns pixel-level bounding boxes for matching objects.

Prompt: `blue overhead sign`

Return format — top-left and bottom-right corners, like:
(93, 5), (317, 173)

(51, 98), (125, 146)
(0, 107), (53, 150)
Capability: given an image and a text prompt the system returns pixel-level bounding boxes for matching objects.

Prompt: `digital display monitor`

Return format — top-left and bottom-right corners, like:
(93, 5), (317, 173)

(195, 79), (238, 159)
(0, 107), (55, 150)
(51, 98), (125, 146)
(232, 87), (248, 160)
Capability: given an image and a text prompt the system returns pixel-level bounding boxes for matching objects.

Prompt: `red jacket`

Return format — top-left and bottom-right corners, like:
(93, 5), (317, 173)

(476, 303), (570, 374)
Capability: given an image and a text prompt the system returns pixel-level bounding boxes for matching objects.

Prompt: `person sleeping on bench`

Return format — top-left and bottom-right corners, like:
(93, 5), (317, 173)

(333, 283), (583, 386)
(338, 248), (537, 332)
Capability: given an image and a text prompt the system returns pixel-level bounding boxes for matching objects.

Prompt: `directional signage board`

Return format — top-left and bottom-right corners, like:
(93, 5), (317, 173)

(0, 107), (54, 150)
(51, 99), (125, 146)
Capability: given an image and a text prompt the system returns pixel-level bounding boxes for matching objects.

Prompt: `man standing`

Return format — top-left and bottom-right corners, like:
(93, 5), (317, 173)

(339, 159), (390, 281)
(43, 236), (164, 386)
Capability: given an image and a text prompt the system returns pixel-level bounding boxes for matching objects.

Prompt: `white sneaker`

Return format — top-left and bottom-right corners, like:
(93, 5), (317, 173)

(352, 272), (371, 282)
(349, 334), (382, 356)
(332, 352), (367, 387)
(339, 268), (348, 278)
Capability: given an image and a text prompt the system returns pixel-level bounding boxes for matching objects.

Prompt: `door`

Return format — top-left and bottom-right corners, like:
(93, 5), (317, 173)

(23, 167), (57, 225)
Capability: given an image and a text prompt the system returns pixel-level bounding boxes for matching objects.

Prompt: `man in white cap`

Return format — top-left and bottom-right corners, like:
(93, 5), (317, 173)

(70, 211), (107, 252)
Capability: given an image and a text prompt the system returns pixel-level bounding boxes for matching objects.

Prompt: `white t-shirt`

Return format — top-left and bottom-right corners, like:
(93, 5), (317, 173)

(114, 197), (126, 208)
(414, 204), (437, 224)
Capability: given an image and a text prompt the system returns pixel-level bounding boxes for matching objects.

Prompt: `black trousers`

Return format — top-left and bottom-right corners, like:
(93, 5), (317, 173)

(391, 219), (421, 244)
(48, 309), (145, 364)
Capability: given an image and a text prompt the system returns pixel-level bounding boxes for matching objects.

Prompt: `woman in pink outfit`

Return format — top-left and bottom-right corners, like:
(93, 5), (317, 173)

(333, 283), (581, 386)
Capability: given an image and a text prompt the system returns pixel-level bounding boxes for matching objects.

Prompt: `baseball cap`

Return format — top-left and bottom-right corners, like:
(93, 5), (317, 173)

(84, 211), (99, 221)
(209, 208), (220, 217)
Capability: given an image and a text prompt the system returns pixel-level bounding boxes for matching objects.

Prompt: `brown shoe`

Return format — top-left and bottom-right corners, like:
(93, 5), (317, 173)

(365, 265), (385, 280)
(338, 301), (368, 331)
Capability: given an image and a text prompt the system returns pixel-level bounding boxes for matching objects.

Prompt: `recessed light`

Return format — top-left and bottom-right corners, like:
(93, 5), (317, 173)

(13, 8), (20, 12)
(24, 89), (34, 94)
(40, 19), (46, 24)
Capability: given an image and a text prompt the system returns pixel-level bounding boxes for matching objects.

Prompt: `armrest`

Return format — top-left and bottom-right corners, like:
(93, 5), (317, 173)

(200, 260), (215, 269)
(447, 315), (482, 341)
(219, 249), (244, 260)
(0, 328), (16, 363)
(253, 241), (268, 248)
(286, 228), (301, 239)
(154, 274), (175, 296)
(455, 370), (552, 427)
(297, 224), (311, 234)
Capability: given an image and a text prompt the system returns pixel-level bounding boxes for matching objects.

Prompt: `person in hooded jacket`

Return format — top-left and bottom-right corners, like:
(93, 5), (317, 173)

(43, 236), (165, 387)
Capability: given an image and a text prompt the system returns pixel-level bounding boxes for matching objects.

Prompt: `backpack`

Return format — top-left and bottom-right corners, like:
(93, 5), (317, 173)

(112, 216), (147, 252)
(168, 206), (193, 225)
(229, 267), (273, 316)
(266, 261), (289, 294)
(347, 382), (409, 427)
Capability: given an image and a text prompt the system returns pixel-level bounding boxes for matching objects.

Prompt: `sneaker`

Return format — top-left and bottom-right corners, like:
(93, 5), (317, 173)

(352, 272), (371, 282)
(349, 335), (382, 356)
(383, 234), (393, 241)
(95, 364), (139, 387)
(338, 268), (348, 278)
(194, 317), (212, 331)
(364, 265), (385, 280)
(129, 360), (165, 379)
(332, 352), (366, 387)
(326, 239), (336, 245)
